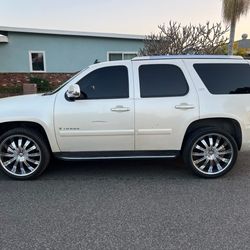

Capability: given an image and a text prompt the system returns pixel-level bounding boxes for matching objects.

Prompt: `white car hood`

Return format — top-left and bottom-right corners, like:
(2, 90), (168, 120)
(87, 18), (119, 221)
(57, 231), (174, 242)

(0, 93), (55, 123)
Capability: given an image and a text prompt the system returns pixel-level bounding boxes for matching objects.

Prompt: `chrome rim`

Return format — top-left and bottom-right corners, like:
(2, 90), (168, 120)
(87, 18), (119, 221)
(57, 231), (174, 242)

(191, 133), (234, 175)
(0, 135), (41, 177)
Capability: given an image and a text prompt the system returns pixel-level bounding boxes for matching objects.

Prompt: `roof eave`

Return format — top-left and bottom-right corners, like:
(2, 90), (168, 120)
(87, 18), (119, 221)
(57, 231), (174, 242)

(0, 26), (145, 40)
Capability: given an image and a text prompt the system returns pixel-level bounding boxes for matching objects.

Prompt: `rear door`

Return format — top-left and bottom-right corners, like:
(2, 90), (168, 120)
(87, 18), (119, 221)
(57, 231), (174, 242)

(133, 59), (199, 151)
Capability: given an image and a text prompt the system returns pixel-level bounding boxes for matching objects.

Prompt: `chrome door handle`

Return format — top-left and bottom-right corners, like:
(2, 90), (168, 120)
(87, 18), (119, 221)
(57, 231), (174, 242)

(111, 106), (130, 112)
(175, 103), (195, 110)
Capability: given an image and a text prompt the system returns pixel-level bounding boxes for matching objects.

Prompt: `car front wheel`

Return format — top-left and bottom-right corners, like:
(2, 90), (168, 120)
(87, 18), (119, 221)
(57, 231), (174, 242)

(0, 128), (50, 180)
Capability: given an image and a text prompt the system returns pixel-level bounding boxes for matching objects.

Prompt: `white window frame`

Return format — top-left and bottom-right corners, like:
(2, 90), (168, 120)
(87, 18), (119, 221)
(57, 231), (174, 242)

(0, 34), (8, 43)
(29, 51), (46, 72)
(107, 51), (138, 61)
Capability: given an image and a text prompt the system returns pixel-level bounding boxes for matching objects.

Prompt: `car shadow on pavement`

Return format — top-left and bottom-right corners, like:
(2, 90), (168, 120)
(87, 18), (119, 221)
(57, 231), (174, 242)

(40, 156), (193, 181)
(0, 152), (248, 181)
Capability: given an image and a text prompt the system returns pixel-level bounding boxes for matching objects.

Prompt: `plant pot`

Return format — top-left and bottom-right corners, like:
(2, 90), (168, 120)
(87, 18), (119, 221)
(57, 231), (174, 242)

(23, 83), (37, 95)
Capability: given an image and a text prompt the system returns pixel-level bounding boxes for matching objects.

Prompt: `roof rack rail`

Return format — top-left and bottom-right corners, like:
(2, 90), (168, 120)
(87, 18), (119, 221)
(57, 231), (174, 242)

(132, 55), (243, 61)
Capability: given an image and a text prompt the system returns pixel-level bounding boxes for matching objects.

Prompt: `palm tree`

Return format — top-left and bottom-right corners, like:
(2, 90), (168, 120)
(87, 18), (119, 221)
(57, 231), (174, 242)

(222, 0), (250, 55)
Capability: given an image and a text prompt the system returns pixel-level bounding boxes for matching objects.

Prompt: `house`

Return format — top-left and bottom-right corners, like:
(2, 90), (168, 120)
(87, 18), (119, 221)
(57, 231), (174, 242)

(0, 26), (144, 96)
(0, 26), (144, 73)
(237, 34), (250, 59)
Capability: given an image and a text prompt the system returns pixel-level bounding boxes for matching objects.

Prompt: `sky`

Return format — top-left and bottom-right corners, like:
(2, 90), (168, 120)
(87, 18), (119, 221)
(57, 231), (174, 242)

(0, 0), (249, 40)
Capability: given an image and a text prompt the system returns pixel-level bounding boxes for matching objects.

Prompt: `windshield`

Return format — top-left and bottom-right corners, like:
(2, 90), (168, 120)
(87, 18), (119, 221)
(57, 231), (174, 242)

(43, 67), (89, 95)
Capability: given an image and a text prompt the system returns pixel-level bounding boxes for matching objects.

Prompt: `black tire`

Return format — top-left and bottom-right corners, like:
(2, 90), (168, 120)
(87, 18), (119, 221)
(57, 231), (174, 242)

(0, 128), (50, 180)
(182, 127), (238, 178)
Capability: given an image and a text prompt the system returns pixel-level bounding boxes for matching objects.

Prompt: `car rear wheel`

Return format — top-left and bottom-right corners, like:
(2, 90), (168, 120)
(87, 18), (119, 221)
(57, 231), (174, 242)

(0, 128), (50, 180)
(183, 128), (238, 178)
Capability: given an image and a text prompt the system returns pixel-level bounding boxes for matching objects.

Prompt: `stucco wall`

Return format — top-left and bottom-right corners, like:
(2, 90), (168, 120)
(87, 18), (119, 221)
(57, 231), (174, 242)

(0, 32), (143, 73)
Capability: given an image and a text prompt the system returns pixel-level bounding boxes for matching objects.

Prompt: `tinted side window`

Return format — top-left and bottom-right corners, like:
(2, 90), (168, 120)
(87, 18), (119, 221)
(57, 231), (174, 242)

(194, 63), (250, 94)
(139, 64), (189, 98)
(77, 66), (129, 99)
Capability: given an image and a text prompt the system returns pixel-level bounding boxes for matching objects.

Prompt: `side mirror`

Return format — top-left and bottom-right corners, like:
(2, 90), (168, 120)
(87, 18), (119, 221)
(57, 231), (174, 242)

(66, 84), (81, 100)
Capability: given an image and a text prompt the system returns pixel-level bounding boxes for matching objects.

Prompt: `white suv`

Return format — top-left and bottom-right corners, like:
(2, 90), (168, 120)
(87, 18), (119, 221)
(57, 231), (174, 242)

(0, 55), (250, 179)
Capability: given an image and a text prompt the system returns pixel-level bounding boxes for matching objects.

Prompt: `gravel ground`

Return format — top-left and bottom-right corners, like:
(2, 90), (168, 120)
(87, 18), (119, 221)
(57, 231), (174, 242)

(0, 152), (250, 250)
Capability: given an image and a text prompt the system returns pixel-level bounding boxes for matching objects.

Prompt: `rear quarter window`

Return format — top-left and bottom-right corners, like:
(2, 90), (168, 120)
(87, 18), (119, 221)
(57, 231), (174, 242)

(194, 63), (250, 94)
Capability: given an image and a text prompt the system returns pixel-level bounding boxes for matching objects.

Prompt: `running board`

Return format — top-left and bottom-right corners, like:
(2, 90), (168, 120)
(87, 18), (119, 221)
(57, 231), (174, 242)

(54, 150), (179, 161)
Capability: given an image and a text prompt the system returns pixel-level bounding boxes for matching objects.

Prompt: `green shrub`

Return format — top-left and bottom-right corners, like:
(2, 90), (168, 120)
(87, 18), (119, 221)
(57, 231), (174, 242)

(0, 85), (22, 94)
(29, 77), (53, 93)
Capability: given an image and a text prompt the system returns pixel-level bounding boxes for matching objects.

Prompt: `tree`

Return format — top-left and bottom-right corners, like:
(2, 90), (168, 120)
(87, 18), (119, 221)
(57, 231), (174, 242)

(222, 0), (250, 55)
(140, 22), (229, 56)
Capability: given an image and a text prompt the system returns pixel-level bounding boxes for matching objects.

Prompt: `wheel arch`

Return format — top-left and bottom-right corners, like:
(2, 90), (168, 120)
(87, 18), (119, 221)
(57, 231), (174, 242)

(0, 121), (52, 153)
(182, 118), (242, 151)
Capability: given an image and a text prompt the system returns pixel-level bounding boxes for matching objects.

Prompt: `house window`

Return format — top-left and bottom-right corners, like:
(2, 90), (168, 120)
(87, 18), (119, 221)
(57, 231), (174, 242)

(0, 31), (8, 43)
(108, 52), (137, 61)
(29, 51), (46, 72)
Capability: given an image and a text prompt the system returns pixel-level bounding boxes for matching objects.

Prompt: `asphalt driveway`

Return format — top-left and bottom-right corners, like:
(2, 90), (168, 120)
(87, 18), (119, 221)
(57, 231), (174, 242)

(0, 152), (250, 250)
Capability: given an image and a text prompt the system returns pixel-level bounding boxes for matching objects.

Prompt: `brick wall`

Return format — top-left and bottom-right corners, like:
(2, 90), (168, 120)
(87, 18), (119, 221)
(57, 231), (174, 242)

(0, 72), (76, 98)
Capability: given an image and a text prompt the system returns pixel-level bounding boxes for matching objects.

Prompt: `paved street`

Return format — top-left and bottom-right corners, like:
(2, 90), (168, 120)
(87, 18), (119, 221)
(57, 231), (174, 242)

(0, 152), (250, 250)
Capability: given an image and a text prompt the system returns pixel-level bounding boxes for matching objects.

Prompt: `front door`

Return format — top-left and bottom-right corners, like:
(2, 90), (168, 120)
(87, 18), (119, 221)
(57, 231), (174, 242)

(54, 62), (134, 152)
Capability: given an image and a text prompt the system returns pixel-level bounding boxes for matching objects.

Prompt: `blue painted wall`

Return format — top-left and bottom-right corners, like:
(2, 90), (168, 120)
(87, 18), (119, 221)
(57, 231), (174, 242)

(0, 32), (143, 73)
